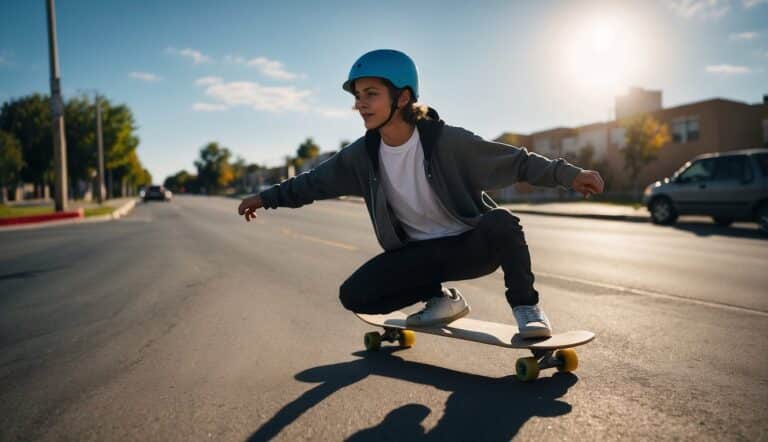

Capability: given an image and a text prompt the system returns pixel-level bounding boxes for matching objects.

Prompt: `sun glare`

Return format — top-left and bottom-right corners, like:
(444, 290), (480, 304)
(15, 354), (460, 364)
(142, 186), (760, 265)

(562, 16), (641, 98)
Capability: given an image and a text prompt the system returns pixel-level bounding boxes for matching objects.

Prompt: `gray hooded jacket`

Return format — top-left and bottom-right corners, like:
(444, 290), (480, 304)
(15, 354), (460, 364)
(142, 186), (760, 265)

(260, 117), (583, 251)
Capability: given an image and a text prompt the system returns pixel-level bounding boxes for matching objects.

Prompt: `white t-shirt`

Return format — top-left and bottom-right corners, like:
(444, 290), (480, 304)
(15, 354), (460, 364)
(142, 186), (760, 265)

(379, 127), (471, 241)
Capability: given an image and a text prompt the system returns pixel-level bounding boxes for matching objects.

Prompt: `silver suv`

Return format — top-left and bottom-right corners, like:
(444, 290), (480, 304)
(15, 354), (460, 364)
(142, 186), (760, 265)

(642, 148), (768, 232)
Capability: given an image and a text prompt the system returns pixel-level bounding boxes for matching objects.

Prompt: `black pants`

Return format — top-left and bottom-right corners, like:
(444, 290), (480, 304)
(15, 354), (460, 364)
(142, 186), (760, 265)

(339, 208), (539, 314)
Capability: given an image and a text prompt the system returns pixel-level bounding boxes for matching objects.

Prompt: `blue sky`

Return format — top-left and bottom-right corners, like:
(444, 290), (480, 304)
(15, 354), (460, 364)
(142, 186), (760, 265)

(1, 0), (767, 182)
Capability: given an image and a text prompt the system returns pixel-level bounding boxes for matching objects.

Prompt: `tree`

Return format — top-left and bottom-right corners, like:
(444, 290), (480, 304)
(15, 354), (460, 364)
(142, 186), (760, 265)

(339, 140), (351, 150)
(0, 93), (149, 199)
(0, 94), (53, 197)
(231, 155), (247, 191)
(164, 170), (197, 193)
(194, 142), (233, 194)
(621, 115), (670, 200)
(102, 102), (141, 192)
(64, 95), (145, 197)
(0, 130), (24, 204)
(64, 95), (98, 187)
(565, 144), (596, 170)
(297, 138), (320, 161)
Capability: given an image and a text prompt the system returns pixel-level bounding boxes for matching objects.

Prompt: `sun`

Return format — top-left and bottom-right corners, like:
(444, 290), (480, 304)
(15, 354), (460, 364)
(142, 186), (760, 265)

(562, 16), (640, 98)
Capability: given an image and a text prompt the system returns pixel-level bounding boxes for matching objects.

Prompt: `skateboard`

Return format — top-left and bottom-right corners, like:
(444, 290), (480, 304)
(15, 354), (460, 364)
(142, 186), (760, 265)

(356, 311), (595, 382)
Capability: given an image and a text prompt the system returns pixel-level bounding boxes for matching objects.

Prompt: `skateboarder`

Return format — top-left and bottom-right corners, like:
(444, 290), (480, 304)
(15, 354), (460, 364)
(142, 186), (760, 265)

(238, 49), (604, 339)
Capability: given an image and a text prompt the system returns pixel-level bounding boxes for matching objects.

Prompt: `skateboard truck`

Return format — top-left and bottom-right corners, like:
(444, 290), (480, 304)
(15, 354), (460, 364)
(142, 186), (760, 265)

(514, 348), (579, 382)
(364, 327), (416, 350)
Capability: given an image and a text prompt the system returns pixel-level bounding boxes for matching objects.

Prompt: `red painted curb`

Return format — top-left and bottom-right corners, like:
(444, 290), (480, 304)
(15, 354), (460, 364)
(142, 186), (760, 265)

(0, 208), (84, 226)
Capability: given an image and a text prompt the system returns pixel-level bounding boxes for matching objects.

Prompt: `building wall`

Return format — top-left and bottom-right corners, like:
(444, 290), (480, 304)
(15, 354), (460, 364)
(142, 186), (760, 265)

(495, 96), (767, 200)
(494, 132), (533, 149)
(615, 87), (662, 120)
(577, 124), (609, 159)
(530, 128), (576, 158)
(633, 99), (766, 188)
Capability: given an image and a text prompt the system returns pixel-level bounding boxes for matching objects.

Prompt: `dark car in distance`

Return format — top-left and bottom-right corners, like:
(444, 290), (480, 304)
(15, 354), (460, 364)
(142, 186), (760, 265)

(142, 185), (172, 202)
(642, 148), (768, 232)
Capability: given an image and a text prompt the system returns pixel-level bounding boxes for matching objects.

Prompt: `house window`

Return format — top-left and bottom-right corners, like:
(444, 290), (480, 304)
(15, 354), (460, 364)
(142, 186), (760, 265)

(672, 120), (687, 143)
(672, 116), (700, 143)
(687, 117), (699, 141)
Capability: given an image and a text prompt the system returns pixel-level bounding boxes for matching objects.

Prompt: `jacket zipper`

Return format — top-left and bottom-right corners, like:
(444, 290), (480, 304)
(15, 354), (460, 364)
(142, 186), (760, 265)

(423, 158), (469, 226)
(369, 175), (380, 238)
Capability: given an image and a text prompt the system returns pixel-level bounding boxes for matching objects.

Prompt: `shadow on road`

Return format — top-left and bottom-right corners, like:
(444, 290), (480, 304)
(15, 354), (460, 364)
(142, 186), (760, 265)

(247, 348), (577, 441)
(0, 266), (67, 282)
(670, 222), (766, 240)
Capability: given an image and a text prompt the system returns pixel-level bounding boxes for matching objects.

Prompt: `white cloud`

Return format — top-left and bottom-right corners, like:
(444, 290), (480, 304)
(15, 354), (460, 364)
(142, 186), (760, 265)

(129, 71), (162, 82)
(665, 0), (731, 19)
(166, 47), (212, 64)
(196, 79), (311, 112)
(729, 31), (759, 40)
(195, 76), (223, 86)
(246, 57), (302, 80)
(705, 64), (752, 74)
(224, 55), (246, 64)
(225, 54), (304, 80)
(742, 0), (767, 7)
(192, 102), (229, 112)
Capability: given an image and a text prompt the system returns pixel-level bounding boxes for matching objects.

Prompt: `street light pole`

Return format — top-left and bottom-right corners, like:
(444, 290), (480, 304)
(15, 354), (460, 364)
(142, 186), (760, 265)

(46, 0), (68, 211)
(96, 96), (106, 203)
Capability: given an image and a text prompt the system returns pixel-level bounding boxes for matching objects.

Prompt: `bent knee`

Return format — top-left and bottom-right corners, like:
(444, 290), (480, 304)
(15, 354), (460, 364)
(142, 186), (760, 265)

(478, 209), (525, 243)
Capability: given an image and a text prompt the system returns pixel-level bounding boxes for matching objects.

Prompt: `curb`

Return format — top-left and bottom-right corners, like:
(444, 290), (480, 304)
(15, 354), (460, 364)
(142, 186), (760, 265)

(335, 196), (650, 223)
(0, 208), (84, 226)
(0, 198), (139, 232)
(506, 209), (650, 223)
(111, 199), (137, 219)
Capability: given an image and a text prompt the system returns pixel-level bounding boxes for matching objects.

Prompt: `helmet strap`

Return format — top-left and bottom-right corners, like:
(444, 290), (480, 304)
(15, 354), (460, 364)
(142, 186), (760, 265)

(374, 90), (402, 131)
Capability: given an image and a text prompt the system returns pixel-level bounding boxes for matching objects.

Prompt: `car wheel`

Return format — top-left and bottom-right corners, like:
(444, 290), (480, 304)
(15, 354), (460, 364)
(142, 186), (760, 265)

(756, 203), (768, 234)
(649, 197), (678, 225)
(712, 217), (734, 227)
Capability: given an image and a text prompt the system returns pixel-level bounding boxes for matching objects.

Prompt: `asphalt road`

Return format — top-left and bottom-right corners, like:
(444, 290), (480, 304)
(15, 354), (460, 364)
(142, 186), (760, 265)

(1, 196), (767, 441)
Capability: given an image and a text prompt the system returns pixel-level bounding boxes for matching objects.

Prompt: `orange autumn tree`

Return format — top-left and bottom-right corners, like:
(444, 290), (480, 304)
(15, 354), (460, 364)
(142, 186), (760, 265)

(621, 114), (671, 200)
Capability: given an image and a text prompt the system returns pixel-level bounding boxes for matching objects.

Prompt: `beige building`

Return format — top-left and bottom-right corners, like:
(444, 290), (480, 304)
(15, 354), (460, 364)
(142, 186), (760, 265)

(495, 90), (768, 200)
(615, 87), (662, 120)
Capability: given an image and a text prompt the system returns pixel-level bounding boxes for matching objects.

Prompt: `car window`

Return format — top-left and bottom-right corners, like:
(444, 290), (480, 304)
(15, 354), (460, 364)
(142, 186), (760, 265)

(755, 153), (768, 177)
(713, 155), (751, 181)
(678, 158), (715, 182)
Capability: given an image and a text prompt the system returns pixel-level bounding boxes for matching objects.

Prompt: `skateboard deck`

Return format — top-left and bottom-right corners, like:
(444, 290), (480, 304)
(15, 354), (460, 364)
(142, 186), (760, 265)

(356, 311), (595, 381)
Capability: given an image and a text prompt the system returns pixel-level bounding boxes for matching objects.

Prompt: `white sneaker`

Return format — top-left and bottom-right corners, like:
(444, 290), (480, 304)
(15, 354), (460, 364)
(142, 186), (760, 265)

(512, 304), (552, 339)
(406, 288), (470, 327)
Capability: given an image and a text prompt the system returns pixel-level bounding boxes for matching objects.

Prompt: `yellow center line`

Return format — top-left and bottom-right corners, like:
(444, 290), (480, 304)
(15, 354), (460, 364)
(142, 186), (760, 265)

(280, 227), (358, 251)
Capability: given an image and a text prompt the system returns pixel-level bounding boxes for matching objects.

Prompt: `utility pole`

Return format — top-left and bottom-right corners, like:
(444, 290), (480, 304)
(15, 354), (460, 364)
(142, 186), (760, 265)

(96, 96), (106, 203)
(46, 0), (68, 211)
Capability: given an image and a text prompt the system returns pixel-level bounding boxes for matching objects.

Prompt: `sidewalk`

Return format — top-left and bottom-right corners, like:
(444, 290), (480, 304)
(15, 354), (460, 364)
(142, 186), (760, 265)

(502, 201), (650, 222)
(338, 196), (650, 223)
(0, 197), (139, 231)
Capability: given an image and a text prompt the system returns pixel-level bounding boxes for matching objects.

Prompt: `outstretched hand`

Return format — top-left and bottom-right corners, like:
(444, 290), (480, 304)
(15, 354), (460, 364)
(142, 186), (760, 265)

(238, 195), (263, 222)
(571, 170), (604, 198)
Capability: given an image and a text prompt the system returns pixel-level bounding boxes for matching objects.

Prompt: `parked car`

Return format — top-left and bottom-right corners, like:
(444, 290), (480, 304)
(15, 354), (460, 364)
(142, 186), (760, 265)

(142, 185), (172, 202)
(642, 148), (768, 232)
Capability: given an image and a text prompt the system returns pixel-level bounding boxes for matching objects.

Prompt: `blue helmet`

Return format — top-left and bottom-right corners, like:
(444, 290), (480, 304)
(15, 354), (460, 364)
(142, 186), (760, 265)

(343, 49), (419, 100)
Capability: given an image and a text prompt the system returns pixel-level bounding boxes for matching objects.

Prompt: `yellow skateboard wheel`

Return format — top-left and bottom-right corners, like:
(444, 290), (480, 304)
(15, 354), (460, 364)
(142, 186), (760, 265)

(364, 332), (381, 351)
(555, 348), (579, 372)
(398, 330), (416, 347)
(515, 357), (540, 382)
